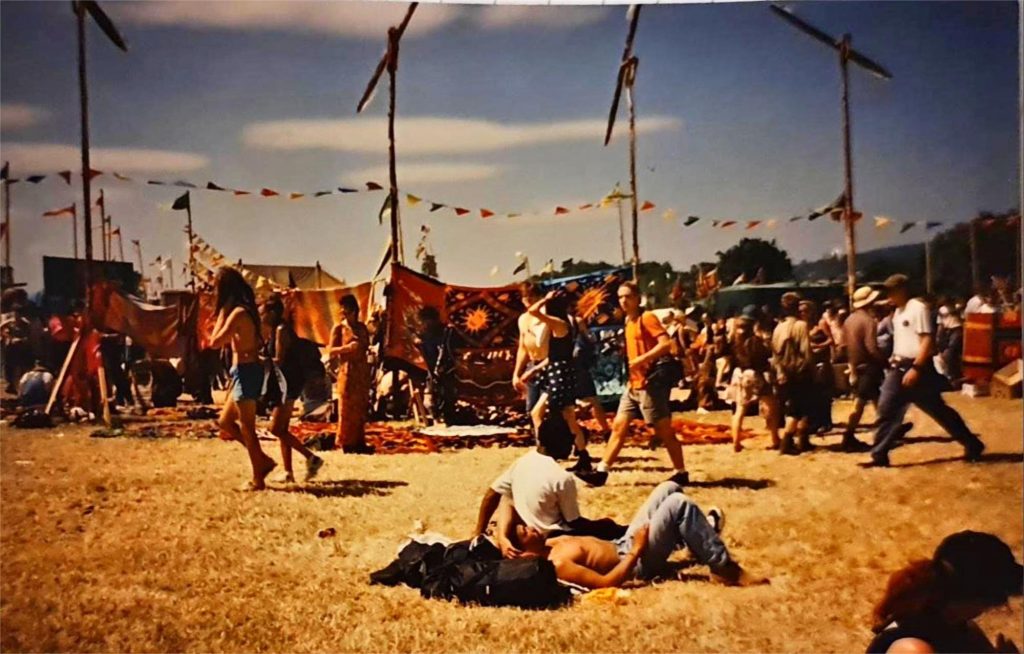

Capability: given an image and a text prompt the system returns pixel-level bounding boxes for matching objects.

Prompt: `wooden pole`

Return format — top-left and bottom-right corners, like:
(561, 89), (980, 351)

(386, 27), (402, 265)
(3, 162), (10, 270)
(925, 235), (933, 296)
(839, 36), (857, 307)
(133, 239), (145, 296)
(98, 189), (106, 260)
(615, 184), (627, 265)
(116, 230), (124, 262)
(76, 3), (95, 312)
(72, 204), (79, 259)
(626, 58), (640, 282)
(45, 334), (81, 416)
(969, 217), (979, 290)
(168, 259), (175, 290)
(185, 192), (196, 291)
(97, 363), (112, 427)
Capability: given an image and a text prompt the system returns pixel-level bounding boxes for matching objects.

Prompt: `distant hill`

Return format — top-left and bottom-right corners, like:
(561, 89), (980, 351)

(794, 243), (925, 285)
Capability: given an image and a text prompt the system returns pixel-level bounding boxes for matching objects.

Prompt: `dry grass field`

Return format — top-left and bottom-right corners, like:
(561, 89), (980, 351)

(1, 395), (1021, 653)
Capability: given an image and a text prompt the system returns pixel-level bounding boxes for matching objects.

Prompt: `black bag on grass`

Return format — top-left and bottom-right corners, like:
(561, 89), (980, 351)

(421, 557), (571, 609)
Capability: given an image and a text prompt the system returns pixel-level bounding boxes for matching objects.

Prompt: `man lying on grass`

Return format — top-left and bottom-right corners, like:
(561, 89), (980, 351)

(510, 478), (767, 590)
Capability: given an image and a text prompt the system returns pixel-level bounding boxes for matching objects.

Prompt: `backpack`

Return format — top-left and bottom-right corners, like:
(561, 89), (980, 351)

(636, 313), (684, 390)
(421, 556), (571, 610)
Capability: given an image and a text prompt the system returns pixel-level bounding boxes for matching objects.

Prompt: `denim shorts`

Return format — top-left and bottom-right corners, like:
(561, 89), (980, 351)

(231, 362), (265, 402)
(616, 386), (671, 425)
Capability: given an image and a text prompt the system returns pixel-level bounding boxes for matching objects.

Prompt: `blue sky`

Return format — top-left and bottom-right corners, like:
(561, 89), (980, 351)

(1, 1), (1018, 293)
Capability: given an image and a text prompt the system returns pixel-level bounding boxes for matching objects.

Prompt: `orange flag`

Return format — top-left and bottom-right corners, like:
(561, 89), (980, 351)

(260, 188), (279, 197)
(480, 209), (494, 218)
(289, 192), (305, 200)
(640, 201), (656, 212)
(43, 204), (76, 218)
(454, 207), (470, 216)
(554, 206), (570, 215)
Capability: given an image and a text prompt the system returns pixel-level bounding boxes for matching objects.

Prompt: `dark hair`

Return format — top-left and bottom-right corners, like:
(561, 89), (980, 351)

(263, 294), (285, 326)
(520, 281), (541, 301)
(418, 306), (441, 322)
(536, 415), (573, 460)
(546, 293), (570, 321)
(619, 281), (639, 296)
(215, 267), (259, 329)
(340, 294), (360, 315)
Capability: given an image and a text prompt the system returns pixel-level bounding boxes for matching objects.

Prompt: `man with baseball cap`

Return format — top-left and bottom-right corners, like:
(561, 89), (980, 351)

(863, 274), (985, 467)
(840, 286), (884, 452)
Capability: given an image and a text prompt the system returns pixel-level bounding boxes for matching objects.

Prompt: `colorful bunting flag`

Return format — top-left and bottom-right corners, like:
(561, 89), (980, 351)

(454, 207), (470, 216)
(59, 171), (72, 184)
(766, 219), (778, 229)
(507, 213), (521, 218)
(147, 180), (167, 186)
(720, 220), (736, 228)
(338, 187), (359, 194)
(406, 194), (422, 206)
(874, 216), (891, 228)
(260, 188), (279, 197)
(554, 206), (570, 215)
(746, 220), (761, 230)
(578, 203), (594, 211)
(480, 209), (494, 218)
(26, 175), (46, 184)
(206, 182), (228, 191)
(640, 201), (656, 212)
(0, 163), (7, 180)
(900, 223), (916, 234)
(113, 172), (132, 181)
(684, 216), (700, 227)
(43, 204), (76, 218)
(289, 193), (305, 200)
(173, 180), (195, 188)
(313, 190), (333, 197)
(233, 190), (251, 196)
(662, 209), (677, 223)
(925, 221), (942, 230)
(366, 181), (383, 191)
(87, 169), (103, 181)
(429, 202), (446, 212)
(513, 257), (529, 275)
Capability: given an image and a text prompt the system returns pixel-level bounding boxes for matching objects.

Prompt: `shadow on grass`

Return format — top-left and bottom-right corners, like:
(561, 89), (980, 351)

(272, 479), (409, 498)
(620, 477), (775, 491)
(889, 452), (1023, 469)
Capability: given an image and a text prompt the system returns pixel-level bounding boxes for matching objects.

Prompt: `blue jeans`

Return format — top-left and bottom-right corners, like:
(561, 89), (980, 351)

(870, 363), (980, 463)
(614, 481), (731, 579)
(525, 378), (542, 414)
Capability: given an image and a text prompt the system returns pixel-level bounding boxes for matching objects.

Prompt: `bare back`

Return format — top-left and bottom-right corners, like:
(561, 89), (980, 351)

(226, 307), (260, 365)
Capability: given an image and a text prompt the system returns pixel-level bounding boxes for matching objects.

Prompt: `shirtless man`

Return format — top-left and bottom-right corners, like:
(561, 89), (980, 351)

(513, 480), (765, 590)
(512, 282), (550, 414)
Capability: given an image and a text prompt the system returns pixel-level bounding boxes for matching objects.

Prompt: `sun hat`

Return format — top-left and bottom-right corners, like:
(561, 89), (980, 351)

(852, 286), (880, 310)
(933, 531), (1024, 603)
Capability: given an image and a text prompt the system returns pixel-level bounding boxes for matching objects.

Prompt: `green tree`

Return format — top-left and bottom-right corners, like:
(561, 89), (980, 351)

(715, 238), (793, 285)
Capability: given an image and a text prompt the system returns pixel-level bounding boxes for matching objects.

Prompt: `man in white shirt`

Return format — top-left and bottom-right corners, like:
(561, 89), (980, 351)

(864, 275), (985, 467)
(965, 284), (996, 315)
(473, 418), (625, 557)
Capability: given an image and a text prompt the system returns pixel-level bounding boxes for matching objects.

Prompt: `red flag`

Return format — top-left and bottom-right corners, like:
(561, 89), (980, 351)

(578, 203), (594, 211)
(480, 209), (494, 218)
(554, 206), (570, 215)
(58, 170), (72, 185)
(87, 168), (103, 181)
(260, 188), (279, 197)
(454, 207), (470, 216)
(720, 220), (736, 228)
(366, 181), (383, 191)
(43, 204), (76, 218)
(746, 221), (761, 230)
(110, 227), (121, 236)
(640, 201), (656, 212)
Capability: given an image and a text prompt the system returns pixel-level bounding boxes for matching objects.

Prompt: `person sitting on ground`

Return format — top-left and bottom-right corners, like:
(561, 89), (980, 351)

(473, 416), (626, 558)
(867, 530), (1022, 653)
(261, 294), (324, 483)
(17, 360), (54, 409)
(511, 476), (765, 590)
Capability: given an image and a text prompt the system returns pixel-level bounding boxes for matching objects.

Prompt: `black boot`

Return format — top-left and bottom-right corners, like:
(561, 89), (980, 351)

(567, 449), (593, 473)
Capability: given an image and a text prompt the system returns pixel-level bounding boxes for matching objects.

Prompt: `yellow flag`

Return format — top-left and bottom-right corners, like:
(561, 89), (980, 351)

(407, 194), (422, 206)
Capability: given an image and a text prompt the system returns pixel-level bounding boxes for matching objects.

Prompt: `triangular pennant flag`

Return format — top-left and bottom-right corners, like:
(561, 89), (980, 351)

(366, 181), (383, 191)
(711, 220), (720, 228)
(720, 220), (736, 228)
(289, 193), (305, 200)
(507, 213), (521, 218)
(25, 175), (46, 184)
(789, 216), (804, 222)
(578, 203), (594, 211)
(233, 190), (251, 196)
(480, 209), (494, 218)
(766, 219), (778, 229)
(148, 180), (167, 186)
(260, 188), (279, 197)
(899, 222), (916, 234)
(131, 239), (140, 246)
(406, 194), (422, 206)
(874, 216), (890, 228)
(43, 204), (76, 218)
(337, 187), (359, 194)
(206, 182), (228, 191)
(684, 216), (700, 227)
(0, 163), (8, 180)
(429, 202), (446, 212)
(113, 172), (132, 181)
(59, 171), (72, 184)
(110, 227), (120, 236)
(925, 221), (942, 230)
(662, 209), (678, 223)
(171, 191), (190, 211)
(87, 169), (103, 181)
(489, 265), (500, 277)
(313, 190), (333, 197)
(513, 258), (528, 275)
(454, 207), (470, 216)
(746, 220), (761, 230)
(378, 194), (392, 225)
(554, 206), (570, 215)
(173, 180), (195, 188)
(640, 201), (656, 212)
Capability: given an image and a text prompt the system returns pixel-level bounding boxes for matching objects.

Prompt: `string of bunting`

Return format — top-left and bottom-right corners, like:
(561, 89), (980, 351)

(8, 165), (1019, 234)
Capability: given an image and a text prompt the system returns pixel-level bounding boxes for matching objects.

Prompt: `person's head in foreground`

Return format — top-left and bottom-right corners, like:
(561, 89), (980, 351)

(884, 274), (911, 308)
(617, 281), (641, 317)
(214, 267), (256, 315)
(780, 291), (801, 317)
(417, 305), (442, 330)
(869, 530), (1023, 654)
(535, 413), (573, 460)
(261, 293), (286, 329)
(520, 281), (542, 306)
(339, 294), (360, 324)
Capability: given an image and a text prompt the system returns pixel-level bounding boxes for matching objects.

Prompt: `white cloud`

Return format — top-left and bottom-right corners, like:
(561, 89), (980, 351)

(473, 6), (612, 30)
(344, 162), (501, 185)
(243, 116), (682, 155)
(117, 1), (461, 39)
(0, 143), (209, 172)
(1, 104), (49, 131)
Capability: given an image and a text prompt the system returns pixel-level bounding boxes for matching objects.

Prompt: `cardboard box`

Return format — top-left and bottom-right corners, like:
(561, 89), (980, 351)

(962, 382), (990, 398)
(991, 359), (1022, 399)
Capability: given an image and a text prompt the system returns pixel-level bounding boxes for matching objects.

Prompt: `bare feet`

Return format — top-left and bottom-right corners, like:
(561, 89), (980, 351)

(251, 456), (277, 491)
(733, 441), (743, 453)
(711, 561), (769, 587)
